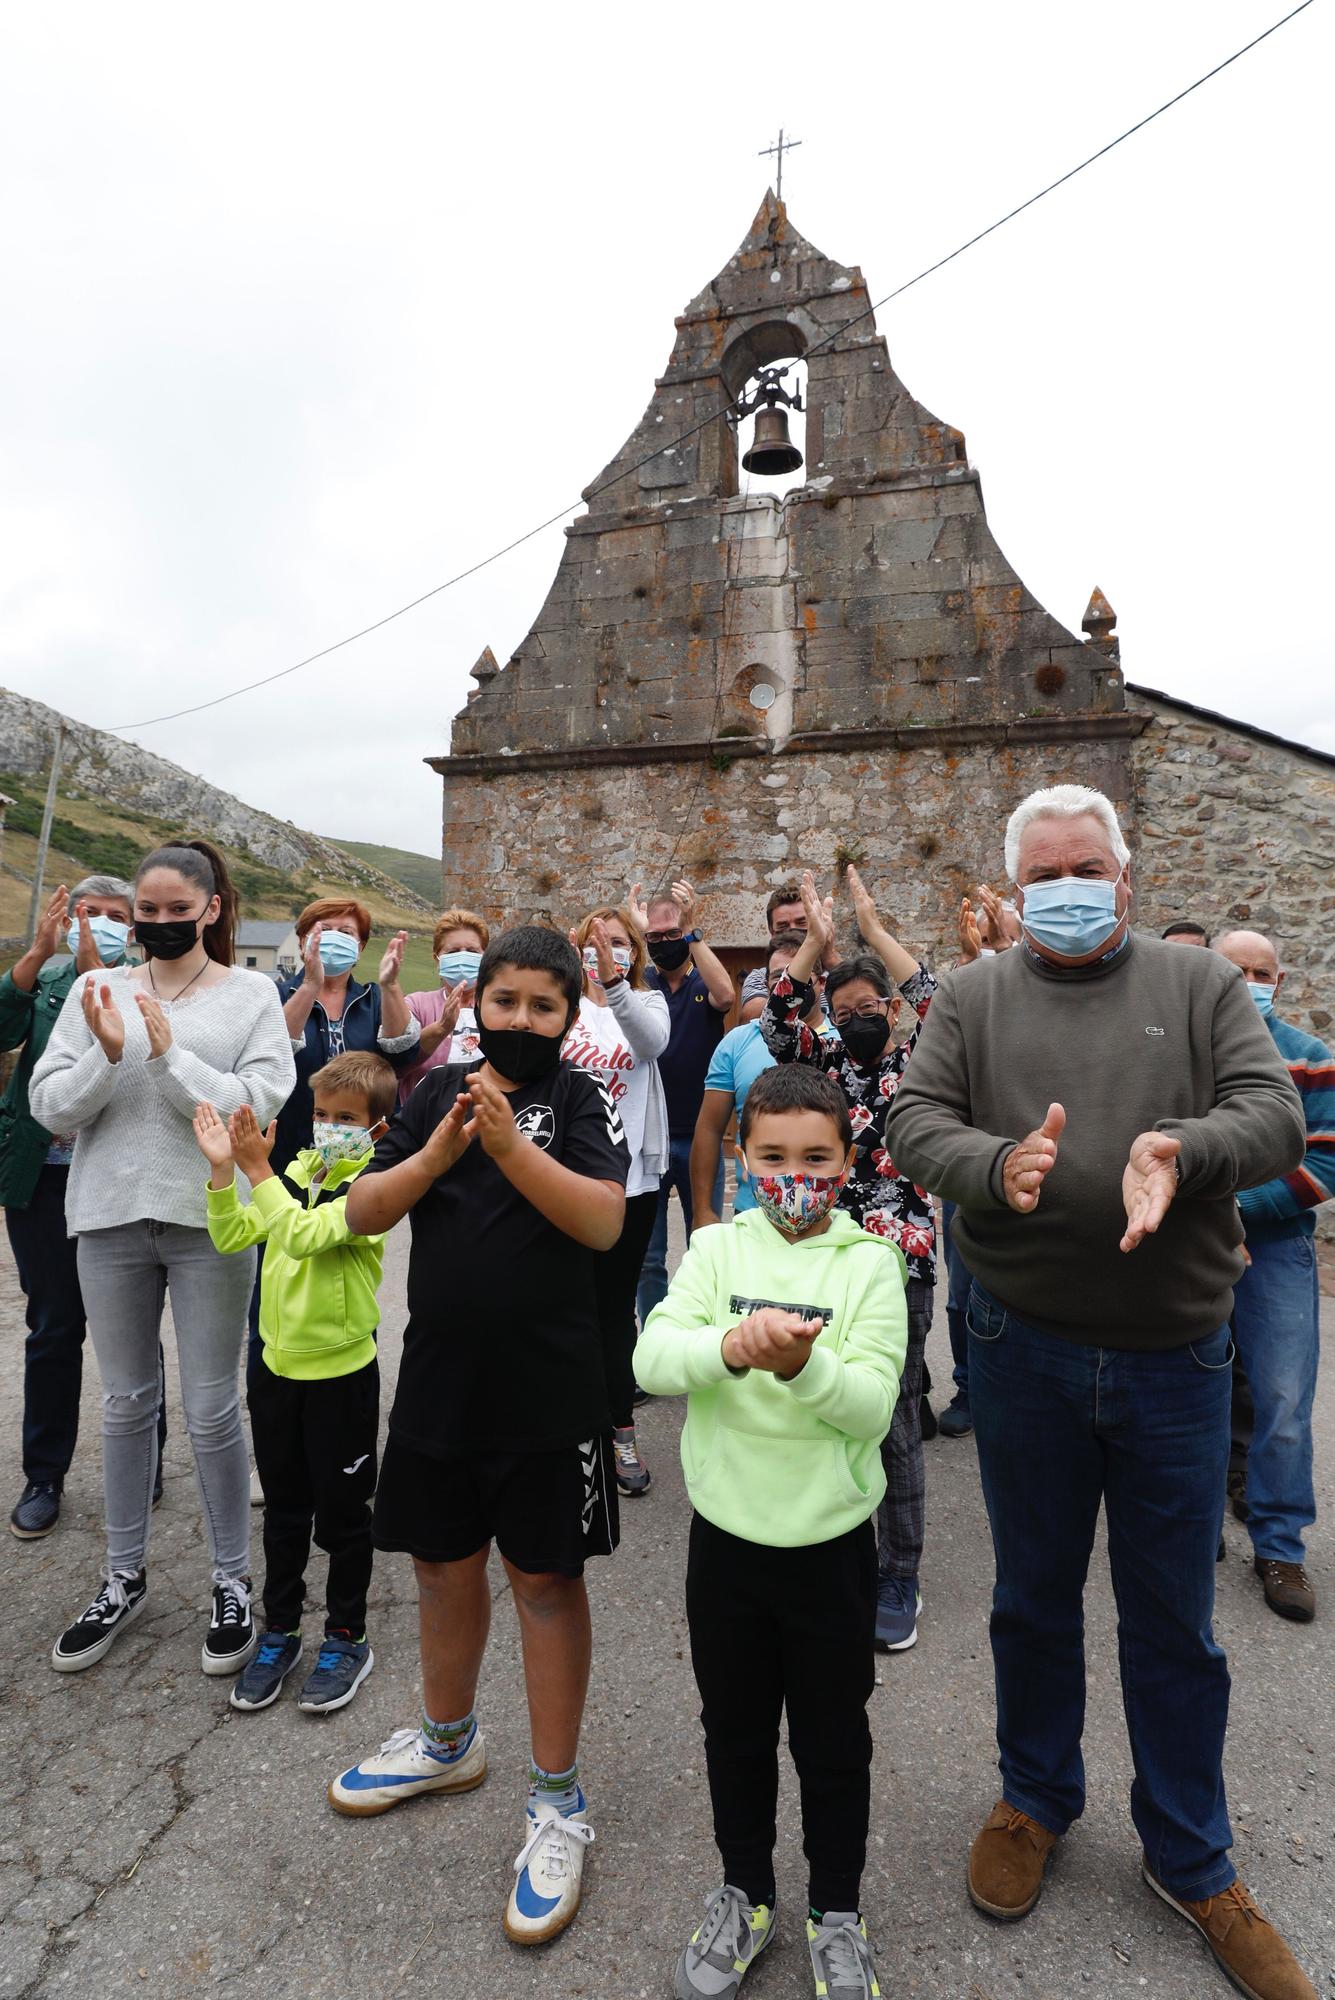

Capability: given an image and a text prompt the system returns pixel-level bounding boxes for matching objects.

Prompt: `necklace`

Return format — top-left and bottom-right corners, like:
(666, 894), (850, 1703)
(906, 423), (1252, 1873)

(148, 957), (211, 1004)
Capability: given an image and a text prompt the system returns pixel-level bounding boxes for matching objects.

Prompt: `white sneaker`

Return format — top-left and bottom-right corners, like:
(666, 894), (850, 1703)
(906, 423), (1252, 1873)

(504, 1792), (595, 1945)
(327, 1723), (487, 1817)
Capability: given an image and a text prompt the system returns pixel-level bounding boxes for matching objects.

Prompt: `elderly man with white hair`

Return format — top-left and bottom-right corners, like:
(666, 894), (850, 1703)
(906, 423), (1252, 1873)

(1213, 927), (1334, 1624)
(885, 785), (1313, 2000)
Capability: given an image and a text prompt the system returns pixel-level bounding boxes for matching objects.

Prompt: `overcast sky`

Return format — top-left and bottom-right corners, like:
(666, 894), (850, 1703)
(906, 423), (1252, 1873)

(2, 0), (1330, 857)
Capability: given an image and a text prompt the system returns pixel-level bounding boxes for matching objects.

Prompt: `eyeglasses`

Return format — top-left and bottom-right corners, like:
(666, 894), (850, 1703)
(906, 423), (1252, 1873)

(831, 998), (892, 1028)
(644, 927), (683, 945)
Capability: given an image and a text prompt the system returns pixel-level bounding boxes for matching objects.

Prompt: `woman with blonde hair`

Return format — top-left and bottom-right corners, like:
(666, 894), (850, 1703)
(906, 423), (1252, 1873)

(562, 904), (669, 1495)
(395, 907), (490, 1104)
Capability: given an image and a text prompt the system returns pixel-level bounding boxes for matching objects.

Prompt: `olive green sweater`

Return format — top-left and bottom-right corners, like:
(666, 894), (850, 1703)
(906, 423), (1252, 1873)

(883, 935), (1304, 1347)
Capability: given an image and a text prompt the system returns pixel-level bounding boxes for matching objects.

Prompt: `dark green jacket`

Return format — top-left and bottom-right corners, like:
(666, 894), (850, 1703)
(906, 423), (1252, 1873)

(0, 959), (79, 1210)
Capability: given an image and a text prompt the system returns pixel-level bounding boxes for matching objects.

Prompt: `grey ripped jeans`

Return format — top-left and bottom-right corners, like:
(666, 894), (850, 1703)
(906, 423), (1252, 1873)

(76, 1221), (255, 1581)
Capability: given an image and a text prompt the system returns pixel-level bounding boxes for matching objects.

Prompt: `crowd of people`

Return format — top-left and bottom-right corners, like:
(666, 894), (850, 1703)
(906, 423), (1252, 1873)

(1, 782), (1330, 2000)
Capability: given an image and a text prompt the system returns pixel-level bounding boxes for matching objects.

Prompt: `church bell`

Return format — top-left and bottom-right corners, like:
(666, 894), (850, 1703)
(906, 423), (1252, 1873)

(738, 367), (804, 477)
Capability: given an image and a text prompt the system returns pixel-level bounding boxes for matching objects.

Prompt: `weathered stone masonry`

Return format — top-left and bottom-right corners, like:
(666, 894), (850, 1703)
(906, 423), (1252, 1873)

(430, 193), (1335, 1040)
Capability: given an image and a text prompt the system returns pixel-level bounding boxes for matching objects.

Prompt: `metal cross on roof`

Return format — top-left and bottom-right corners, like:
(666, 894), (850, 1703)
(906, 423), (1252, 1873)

(758, 128), (802, 202)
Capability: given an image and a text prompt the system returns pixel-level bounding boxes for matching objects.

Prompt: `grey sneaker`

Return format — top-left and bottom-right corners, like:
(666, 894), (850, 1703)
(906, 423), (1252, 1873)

(613, 1425), (651, 1497)
(674, 1885), (775, 1999)
(805, 1913), (881, 1998)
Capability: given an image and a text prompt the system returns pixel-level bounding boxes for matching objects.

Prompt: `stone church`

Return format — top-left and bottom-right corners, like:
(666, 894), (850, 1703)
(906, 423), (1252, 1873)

(430, 192), (1334, 1034)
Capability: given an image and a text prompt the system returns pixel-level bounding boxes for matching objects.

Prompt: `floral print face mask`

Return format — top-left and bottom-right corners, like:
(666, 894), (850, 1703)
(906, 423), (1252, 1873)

(311, 1120), (378, 1171)
(739, 1162), (846, 1234)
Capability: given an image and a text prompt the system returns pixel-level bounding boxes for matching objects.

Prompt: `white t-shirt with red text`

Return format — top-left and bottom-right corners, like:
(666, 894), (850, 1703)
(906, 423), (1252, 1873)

(562, 995), (656, 1196)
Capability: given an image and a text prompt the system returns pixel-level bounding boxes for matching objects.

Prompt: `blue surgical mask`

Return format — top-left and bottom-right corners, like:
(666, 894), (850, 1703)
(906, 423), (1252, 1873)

(1247, 982), (1276, 1017)
(438, 949), (482, 988)
(1020, 876), (1123, 959)
(66, 913), (130, 965)
(317, 929), (362, 975)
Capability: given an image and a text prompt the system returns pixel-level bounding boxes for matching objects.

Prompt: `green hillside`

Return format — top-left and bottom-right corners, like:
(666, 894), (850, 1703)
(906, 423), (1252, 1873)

(324, 837), (441, 908)
(0, 774), (431, 963)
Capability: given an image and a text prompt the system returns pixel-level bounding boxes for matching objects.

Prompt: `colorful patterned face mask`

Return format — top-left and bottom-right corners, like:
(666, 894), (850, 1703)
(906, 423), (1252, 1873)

(311, 1120), (377, 1171)
(739, 1161), (846, 1233)
(582, 944), (633, 979)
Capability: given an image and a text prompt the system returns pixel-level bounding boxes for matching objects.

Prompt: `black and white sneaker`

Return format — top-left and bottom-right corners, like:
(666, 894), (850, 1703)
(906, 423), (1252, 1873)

(202, 1575), (258, 1675)
(51, 1570), (147, 1671)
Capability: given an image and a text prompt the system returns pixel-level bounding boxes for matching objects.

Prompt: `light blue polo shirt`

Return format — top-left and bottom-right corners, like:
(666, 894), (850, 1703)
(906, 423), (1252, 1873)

(704, 1018), (835, 1211)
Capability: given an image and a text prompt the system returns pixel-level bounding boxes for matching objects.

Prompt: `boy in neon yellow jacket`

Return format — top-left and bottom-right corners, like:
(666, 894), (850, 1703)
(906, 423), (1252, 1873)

(636, 1065), (906, 2000)
(194, 1051), (393, 1718)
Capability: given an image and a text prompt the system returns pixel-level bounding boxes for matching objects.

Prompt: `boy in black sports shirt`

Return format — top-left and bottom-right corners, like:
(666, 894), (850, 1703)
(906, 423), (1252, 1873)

(328, 927), (628, 1946)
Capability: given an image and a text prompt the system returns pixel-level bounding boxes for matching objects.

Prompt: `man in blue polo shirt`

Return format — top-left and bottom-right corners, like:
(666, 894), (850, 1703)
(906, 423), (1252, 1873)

(634, 878), (734, 1327)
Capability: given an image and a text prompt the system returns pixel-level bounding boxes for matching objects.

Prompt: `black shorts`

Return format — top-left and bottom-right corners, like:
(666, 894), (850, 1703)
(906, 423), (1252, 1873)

(372, 1432), (619, 1578)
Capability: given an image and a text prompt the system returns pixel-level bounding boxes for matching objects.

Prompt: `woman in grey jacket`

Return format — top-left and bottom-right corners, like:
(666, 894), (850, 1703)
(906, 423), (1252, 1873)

(30, 838), (295, 1678)
(563, 905), (670, 1496)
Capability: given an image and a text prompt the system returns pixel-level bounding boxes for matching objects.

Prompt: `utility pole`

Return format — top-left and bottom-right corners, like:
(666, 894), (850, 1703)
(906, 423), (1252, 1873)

(27, 722), (66, 940)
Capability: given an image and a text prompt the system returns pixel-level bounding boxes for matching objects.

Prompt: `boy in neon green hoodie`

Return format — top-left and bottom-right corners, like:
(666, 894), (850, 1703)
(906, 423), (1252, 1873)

(637, 1065), (907, 2000)
(194, 1051), (393, 1718)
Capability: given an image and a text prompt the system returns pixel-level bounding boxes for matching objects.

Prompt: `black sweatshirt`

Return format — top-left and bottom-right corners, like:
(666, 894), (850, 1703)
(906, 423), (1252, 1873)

(883, 934), (1304, 1347)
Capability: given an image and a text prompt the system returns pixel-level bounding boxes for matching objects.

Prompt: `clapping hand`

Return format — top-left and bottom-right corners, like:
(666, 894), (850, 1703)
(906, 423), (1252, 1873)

(192, 1102), (233, 1173)
(1120, 1131), (1181, 1253)
(465, 1067), (520, 1159)
(958, 897), (983, 964)
(300, 927), (326, 992)
(1003, 1103), (1065, 1214)
(81, 979), (125, 1064)
(628, 882), (650, 931)
(135, 989), (172, 1058)
(671, 879), (699, 933)
(588, 917), (620, 986)
(228, 1105), (277, 1180)
(33, 885), (70, 962)
(420, 1093), (477, 1177)
(846, 865), (883, 943)
(798, 870), (834, 954)
(978, 884), (1019, 950)
(378, 931), (407, 988)
(722, 1306), (823, 1380)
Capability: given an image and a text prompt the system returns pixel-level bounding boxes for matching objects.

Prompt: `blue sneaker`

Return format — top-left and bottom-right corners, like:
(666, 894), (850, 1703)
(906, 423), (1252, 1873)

(875, 1575), (921, 1652)
(504, 1789), (595, 1945)
(230, 1630), (303, 1711)
(296, 1631), (373, 1714)
(328, 1721), (487, 1816)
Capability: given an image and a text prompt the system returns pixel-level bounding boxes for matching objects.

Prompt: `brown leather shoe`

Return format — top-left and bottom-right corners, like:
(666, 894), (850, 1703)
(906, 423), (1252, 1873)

(967, 1801), (1059, 1919)
(1143, 1865), (1317, 1999)
(1255, 1558), (1316, 1622)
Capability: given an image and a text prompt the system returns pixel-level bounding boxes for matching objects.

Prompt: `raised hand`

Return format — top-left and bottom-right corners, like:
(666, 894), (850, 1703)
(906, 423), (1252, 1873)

(588, 916), (620, 986)
(81, 980), (125, 1064)
(846, 864), (881, 942)
(958, 897), (983, 964)
(628, 882), (650, 931)
(671, 879), (699, 932)
(420, 1092), (478, 1177)
(1120, 1131), (1181, 1253)
(723, 1306), (823, 1379)
(228, 1104), (277, 1178)
(71, 906), (104, 976)
(978, 884), (1019, 950)
(300, 926), (326, 992)
(192, 1101), (233, 1170)
(33, 884), (70, 962)
(465, 1067), (519, 1159)
(799, 871), (833, 953)
(378, 930), (407, 988)
(1003, 1102), (1065, 1214)
(134, 989), (173, 1059)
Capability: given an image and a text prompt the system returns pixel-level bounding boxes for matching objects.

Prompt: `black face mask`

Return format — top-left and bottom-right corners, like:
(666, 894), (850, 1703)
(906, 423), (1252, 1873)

(647, 936), (690, 972)
(838, 1013), (891, 1068)
(477, 1020), (565, 1085)
(135, 915), (205, 961)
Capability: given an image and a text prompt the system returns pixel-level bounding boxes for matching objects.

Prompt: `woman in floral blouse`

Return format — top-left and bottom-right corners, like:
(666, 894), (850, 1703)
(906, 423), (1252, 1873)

(760, 866), (937, 1653)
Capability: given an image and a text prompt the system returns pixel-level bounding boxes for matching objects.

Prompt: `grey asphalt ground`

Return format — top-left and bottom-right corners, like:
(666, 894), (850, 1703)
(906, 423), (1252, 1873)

(2, 1213), (1332, 2000)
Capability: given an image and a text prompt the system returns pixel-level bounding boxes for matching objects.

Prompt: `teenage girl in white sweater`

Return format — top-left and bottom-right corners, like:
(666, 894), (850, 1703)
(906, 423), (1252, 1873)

(30, 838), (295, 1676)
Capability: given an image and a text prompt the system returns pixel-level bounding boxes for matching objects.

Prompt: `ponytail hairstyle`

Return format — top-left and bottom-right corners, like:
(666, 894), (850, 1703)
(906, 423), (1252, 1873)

(135, 836), (239, 966)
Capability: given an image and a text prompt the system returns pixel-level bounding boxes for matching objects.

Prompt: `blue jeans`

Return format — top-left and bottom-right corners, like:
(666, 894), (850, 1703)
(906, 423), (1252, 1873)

(636, 1137), (724, 1328)
(968, 1283), (1235, 1901)
(1230, 1231), (1320, 1564)
(940, 1200), (972, 1403)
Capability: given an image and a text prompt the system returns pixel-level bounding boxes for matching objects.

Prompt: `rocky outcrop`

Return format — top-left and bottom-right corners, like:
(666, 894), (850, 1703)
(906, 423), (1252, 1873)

(0, 687), (433, 912)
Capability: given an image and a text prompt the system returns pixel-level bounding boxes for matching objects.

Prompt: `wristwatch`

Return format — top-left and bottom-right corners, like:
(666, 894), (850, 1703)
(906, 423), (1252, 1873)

(683, 928), (702, 944)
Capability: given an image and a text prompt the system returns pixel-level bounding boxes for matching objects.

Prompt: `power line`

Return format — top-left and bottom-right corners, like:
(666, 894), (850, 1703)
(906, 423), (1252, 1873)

(107, 0), (1314, 736)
